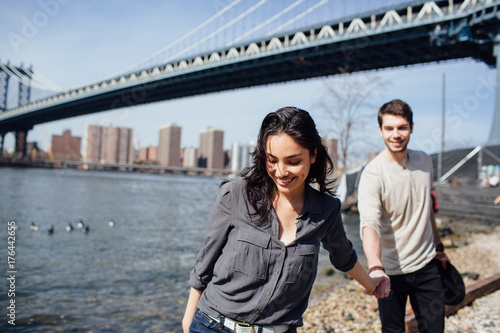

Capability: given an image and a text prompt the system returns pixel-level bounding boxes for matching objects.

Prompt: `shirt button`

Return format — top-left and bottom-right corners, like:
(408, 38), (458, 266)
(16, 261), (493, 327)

(266, 290), (270, 295)
(280, 248), (284, 252)
(275, 269), (279, 274)
(255, 310), (260, 314)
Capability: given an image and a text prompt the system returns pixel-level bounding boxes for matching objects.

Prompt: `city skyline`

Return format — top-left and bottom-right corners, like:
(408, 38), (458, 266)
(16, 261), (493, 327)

(42, 122), (340, 173)
(0, 1), (497, 159)
(11, 121), (250, 154)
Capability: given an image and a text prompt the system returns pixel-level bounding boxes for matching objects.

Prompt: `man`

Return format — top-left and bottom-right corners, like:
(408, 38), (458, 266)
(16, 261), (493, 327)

(357, 99), (449, 332)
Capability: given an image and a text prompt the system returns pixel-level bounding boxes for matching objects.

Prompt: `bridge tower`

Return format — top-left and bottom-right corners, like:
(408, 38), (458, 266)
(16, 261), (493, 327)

(14, 66), (33, 159)
(488, 36), (500, 146)
(0, 65), (10, 113)
(18, 66), (31, 108)
(0, 65), (10, 157)
(0, 64), (32, 158)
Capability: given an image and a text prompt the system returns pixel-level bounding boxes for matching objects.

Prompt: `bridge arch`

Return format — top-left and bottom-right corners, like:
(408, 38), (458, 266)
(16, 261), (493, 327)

(0, 132), (16, 157)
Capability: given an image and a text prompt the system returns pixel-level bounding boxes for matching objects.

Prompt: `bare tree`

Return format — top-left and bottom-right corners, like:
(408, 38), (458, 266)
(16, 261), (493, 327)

(318, 71), (390, 170)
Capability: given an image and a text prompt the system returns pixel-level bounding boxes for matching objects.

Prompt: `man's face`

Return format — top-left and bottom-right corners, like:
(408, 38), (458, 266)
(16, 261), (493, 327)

(379, 114), (413, 153)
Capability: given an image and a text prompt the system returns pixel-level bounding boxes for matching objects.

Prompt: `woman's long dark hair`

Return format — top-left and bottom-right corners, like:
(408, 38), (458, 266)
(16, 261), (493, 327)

(241, 107), (335, 222)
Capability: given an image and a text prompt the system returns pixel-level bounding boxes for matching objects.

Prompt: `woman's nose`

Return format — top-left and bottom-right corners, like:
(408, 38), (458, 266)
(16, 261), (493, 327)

(276, 162), (288, 177)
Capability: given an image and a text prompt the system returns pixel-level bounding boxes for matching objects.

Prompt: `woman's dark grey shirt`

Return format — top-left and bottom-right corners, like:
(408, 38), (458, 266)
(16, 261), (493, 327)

(189, 180), (357, 328)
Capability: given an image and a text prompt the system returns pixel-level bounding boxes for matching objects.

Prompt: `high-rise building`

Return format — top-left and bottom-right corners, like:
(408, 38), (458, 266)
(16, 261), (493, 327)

(104, 126), (134, 163)
(51, 130), (82, 161)
(138, 146), (158, 163)
(84, 124), (134, 164)
(182, 147), (197, 168)
(158, 124), (181, 166)
(198, 127), (224, 169)
(231, 141), (255, 172)
(322, 136), (339, 171)
(138, 147), (148, 161)
(85, 125), (102, 163)
(149, 146), (158, 162)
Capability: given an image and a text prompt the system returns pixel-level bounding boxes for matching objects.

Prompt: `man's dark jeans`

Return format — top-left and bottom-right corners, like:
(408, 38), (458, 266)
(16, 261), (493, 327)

(378, 260), (444, 333)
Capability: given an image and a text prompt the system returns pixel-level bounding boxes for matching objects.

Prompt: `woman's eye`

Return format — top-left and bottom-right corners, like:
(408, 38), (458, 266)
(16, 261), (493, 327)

(289, 160), (301, 165)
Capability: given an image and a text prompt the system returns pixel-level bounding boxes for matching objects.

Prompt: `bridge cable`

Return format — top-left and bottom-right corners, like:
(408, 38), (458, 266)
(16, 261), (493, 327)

(97, 0), (243, 81)
(3, 0), (328, 93)
(26, 68), (67, 91)
(3, 0), (244, 94)
(225, 0), (307, 48)
(0, 64), (63, 92)
(266, 0), (330, 37)
(162, 0), (269, 64)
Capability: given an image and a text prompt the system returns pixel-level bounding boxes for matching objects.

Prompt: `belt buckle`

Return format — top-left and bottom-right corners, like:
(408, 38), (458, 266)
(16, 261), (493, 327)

(234, 321), (254, 333)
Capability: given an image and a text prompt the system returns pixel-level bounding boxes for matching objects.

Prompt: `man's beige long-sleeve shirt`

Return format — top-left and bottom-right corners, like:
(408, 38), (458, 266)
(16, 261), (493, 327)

(357, 149), (436, 275)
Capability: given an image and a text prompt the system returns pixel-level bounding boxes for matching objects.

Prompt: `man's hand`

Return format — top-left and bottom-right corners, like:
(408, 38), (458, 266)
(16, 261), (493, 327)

(435, 251), (450, 269)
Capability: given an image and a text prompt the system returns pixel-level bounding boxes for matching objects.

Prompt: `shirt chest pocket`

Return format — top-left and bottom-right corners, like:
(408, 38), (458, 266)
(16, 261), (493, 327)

(286, 242), (320, 284)
(235, 230), (271, 280)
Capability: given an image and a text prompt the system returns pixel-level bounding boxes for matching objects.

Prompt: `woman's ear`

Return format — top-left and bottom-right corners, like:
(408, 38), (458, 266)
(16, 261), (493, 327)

(311, 149), (317, 164)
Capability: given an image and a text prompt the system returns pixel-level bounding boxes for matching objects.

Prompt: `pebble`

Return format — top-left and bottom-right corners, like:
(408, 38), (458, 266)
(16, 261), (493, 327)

(299, 230), (500, 332)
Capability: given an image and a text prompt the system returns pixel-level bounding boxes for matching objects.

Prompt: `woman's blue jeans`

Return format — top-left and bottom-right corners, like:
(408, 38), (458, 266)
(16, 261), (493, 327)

(189, 309), (233, 333)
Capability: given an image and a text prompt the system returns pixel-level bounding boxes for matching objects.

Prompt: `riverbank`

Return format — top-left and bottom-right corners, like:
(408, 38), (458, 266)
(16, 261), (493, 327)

(0, 158), (232, 178)
(299, 216), (500, 332)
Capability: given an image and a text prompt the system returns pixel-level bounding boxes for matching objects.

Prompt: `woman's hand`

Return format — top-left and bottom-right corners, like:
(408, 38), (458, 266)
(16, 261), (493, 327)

(346, 260), (390, 299)
(368, 270), (390, 299)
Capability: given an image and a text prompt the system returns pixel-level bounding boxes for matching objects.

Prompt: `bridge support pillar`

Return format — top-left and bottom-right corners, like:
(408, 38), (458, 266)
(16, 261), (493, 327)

(18, 66), (31, 107)
(487, 35), (500, 146)
(0, 67), (10, 112)
(14, 128), (30, 159)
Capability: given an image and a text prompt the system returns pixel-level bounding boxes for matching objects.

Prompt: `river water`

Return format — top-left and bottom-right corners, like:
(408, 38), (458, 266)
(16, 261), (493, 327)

(0, 167), (363, 332)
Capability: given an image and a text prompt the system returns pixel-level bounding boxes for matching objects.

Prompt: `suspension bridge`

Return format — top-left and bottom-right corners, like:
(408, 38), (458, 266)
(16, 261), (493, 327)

(1, 0), (500, 158)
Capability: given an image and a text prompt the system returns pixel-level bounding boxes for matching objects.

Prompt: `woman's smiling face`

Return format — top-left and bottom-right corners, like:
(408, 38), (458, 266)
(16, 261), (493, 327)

(266, 133), (316, 197)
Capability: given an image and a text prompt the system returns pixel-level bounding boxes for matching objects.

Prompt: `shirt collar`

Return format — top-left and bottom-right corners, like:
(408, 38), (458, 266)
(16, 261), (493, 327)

(380, 149), (414, 170)
(301, 184), (322, 215)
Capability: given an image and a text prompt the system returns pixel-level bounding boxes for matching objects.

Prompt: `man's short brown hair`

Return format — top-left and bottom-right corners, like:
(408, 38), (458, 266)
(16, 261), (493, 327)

(377, 99), (413, 127)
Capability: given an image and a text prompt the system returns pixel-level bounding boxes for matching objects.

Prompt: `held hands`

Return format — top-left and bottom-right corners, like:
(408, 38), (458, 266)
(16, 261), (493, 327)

(367, 267), (390, 299)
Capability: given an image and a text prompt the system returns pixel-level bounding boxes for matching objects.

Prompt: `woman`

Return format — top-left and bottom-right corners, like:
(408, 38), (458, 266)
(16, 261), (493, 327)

(183, 107), (389, 333)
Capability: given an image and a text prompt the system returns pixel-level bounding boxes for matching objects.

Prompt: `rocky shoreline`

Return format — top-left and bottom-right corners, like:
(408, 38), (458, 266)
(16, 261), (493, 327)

(299, 216), (500, 332)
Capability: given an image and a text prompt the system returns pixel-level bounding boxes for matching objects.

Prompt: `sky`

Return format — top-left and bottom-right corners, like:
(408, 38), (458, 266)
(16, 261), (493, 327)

(0, 0), (496, 162)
